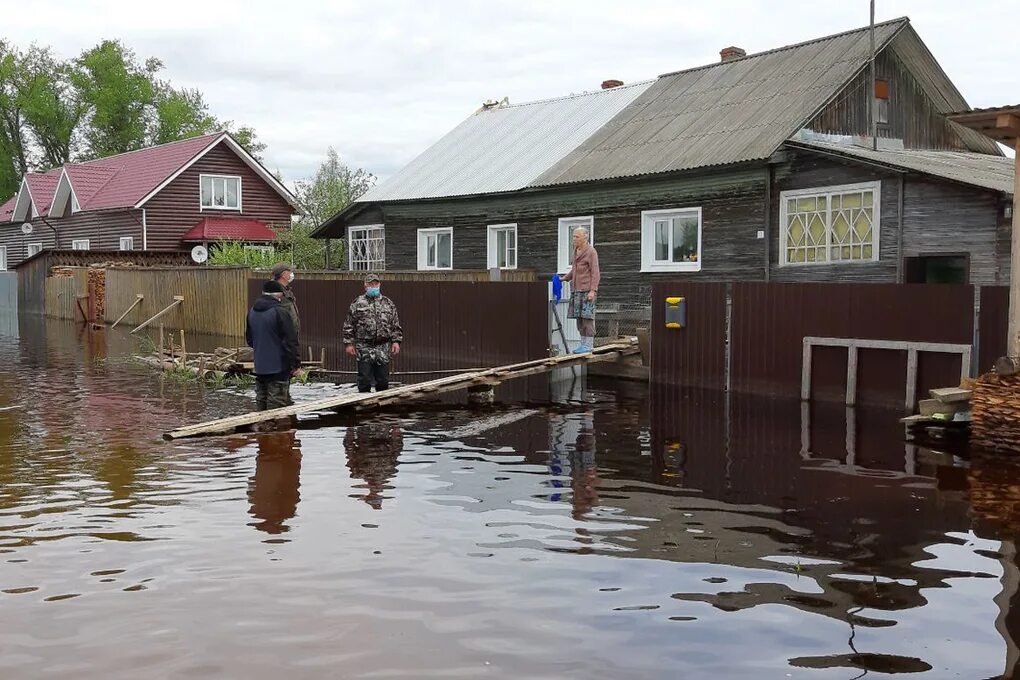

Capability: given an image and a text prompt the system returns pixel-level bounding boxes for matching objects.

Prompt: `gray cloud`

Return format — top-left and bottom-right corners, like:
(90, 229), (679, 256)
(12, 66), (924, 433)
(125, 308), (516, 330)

(5, 0), (1017, 181)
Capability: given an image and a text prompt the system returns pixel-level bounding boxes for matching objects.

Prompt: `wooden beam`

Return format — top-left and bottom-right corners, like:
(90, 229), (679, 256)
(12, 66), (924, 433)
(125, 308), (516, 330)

(131, 296), (183, 334)
(111, 294), (144, 329)
(996, 113), (1020, 134)
(164, 339), (639, 439)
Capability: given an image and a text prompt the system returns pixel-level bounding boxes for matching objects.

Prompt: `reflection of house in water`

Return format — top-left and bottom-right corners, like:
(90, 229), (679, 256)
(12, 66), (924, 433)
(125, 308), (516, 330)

(248, 431), (302, 534)
(343, 422), (403, 510)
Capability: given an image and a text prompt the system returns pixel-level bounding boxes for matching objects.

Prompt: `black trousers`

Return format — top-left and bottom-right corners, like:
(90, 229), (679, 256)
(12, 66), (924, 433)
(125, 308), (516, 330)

(357, 360), (390, 392)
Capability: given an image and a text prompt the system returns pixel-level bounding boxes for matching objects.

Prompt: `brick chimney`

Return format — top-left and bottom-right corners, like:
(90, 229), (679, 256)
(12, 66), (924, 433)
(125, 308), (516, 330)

(720, 46), (746, 62)
(601, 79), (624, 90)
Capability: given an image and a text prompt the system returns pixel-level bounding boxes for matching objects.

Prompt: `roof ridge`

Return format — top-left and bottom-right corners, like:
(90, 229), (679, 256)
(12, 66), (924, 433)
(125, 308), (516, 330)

(478, 79), (657, 112)
(658, 16), (910, 79)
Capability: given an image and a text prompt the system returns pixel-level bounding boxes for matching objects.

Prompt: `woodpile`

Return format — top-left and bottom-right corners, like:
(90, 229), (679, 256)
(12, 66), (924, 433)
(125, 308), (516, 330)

(972, 371), (1020, 454)
(87, 267), (106, 320)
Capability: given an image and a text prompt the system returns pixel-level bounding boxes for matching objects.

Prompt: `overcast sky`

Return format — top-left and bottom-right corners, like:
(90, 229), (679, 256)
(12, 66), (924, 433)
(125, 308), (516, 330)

(5, 0), (1018, 182)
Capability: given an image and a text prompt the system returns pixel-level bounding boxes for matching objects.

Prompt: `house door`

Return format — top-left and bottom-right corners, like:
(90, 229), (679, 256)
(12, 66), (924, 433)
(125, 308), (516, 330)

(904, 255), (969, 284)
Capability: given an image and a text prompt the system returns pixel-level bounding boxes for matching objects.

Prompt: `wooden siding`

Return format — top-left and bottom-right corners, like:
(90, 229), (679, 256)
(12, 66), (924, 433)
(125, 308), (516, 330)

(105, 267), (250, 338)
(351, 168), (768, 311)
(807, 49), (977, 151)
(901, 180), (1002, 285)
(44, 268), (89, 321)
(769, 149), (901, 282)
(142, 142), (294, 251)
(0, 209), (142, 268)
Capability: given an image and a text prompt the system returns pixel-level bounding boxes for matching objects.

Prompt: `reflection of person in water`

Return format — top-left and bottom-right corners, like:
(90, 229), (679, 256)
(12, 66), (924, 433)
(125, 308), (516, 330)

(247, 431), (301, 534)
(548, 411), (599, 520)
(343, 422), (403, 510)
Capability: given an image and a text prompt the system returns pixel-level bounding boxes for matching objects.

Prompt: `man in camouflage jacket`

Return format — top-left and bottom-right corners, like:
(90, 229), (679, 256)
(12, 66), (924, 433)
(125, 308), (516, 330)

(342, 273), (403, 392)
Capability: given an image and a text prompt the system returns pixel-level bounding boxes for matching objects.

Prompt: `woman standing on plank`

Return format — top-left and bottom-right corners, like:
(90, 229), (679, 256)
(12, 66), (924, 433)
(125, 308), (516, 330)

(561, 226), (600, 354)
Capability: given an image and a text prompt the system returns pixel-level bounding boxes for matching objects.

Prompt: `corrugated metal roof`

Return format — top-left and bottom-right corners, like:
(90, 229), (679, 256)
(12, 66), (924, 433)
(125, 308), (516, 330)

(789, 139), (1015, 194)
(358, 81), (654, 202)
(532, 19), (909, 187)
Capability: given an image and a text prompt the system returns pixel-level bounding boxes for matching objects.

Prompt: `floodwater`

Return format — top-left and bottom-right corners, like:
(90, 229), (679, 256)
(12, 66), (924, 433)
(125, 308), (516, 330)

(2, 315), (1019, 679)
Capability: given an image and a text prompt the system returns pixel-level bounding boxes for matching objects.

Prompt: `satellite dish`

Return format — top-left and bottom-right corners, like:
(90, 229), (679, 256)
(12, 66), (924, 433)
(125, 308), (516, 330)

(20, 223), (32, 235)
(191, 245), (209, 264)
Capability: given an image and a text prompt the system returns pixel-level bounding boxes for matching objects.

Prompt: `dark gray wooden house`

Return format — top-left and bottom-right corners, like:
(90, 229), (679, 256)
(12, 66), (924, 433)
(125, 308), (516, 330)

(317, 18), (1015, 313)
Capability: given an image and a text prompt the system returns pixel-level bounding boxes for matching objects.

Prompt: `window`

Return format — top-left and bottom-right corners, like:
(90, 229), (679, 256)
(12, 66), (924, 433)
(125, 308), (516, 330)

(417, 228), (453, 270)
(26, 243), (43, 258)
(641, 208), (702, 272)
(348, 225), (386, 271)
(780, 182), (880, 266)
(487, 224), (517, 269)
(875, 79), (890, 125)
(557, 216), (594, 274)
(71, 239), (90, 251)
(200, 174), (241, 210)
(119, 237), (134, 251)
(0, 246), (6, 271)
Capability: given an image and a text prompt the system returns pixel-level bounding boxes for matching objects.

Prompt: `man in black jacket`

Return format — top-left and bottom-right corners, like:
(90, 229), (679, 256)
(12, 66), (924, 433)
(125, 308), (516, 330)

(246, 280), (301, 415)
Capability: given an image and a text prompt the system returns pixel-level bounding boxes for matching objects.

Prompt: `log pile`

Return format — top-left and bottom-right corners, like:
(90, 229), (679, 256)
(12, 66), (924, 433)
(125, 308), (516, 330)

(87, 267), (106, 320)
(971, 371), (1020, 454)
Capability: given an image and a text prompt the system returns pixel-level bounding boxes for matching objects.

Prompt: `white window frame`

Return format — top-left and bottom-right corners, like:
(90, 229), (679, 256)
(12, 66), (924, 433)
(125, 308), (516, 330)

(640, 207), (703, 273)
(119, 236), (134, 251)
(557, 216), (594, 275)
(779, 181), (881, 267)
(26, 243), (43, 258)
(417, 227), (453, 271)
(71, 239), (90, 251)
(0, 246), (6, 271)
(199, 174), (242, 211)
(486, 223), (518, 269)
(347, 225), (386, 271)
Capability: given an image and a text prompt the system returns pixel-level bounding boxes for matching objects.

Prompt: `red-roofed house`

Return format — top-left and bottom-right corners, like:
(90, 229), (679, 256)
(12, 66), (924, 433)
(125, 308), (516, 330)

(0, 132), (299, 269)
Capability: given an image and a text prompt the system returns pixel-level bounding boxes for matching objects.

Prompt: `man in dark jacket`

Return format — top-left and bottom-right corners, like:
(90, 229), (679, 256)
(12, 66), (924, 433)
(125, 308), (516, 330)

(246, 280), (301, 414)
(342, 273), (402, 393)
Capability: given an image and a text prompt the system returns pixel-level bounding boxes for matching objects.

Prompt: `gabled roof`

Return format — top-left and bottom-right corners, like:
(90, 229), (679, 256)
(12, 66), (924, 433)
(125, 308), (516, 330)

(359, 80), (654, 203)
(0, 132), (299, 224)
(533, 19), (911, 186)
(182, 217), (277, 242)
(1, 170), (63, 222)
(787, 138), (1015, 195)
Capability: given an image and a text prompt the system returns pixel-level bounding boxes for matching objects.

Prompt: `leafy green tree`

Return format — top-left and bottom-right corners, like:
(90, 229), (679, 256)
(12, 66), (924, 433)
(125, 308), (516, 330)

(151, 85), (216, 145)
(0, 41), (27, 198)
(72, 40), (158, 158)
(18, 45), (85, 168)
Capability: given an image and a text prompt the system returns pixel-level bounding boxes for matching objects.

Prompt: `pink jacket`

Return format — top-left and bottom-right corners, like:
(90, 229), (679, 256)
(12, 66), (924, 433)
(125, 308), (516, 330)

(563, 244), (601, 292)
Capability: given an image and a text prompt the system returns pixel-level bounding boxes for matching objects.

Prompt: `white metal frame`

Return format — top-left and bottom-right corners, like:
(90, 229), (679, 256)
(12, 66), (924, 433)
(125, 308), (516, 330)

(199, 173), (242, 211)
(801, 336), (972, 410)
(26, 243), (43, 258)
(119, 236), (134, 251)
(486, 223), (518, 269)
(557, 216), (594, 275)
(640, 207), (703, 272)
(779, 181), (881, 266)
(347, 224), (386, 271)
(48, 168), (81, 218)
(0, 246), (6, 271)
(417, 227), (453, 271)
(71, 239), (90, 251)
(12, 177), (37, 222)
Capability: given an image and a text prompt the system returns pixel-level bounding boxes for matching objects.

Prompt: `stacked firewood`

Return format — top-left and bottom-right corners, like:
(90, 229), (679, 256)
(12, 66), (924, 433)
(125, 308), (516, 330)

(971, 370), (1020, 453)
(87, 267), (106, 320)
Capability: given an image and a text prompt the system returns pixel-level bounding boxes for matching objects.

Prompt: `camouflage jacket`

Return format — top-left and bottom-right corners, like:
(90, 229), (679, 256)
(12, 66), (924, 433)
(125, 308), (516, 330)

(278, 286), (300, 335)
(342, 295), (403, 362)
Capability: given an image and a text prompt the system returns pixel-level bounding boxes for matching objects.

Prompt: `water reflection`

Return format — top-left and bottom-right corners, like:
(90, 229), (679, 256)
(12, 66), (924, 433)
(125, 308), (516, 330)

(247, 432), (302, 535)
(1, 318), (1019, 678)
(343, 421), (403, 509)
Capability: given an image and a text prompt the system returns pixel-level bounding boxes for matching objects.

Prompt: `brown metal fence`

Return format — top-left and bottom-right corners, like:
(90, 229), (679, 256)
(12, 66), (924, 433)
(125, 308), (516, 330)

(979, 286), (1009, 374)
(649, 282), (728, 391)
(246, 278), (550, 380)
(652, 281), (995, 407)
(247, 269), (537, 283)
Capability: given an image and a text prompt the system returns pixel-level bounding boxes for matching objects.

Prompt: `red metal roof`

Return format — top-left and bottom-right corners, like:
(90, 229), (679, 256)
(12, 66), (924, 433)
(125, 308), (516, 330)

(182, 217), (278, 242)
(0, 170), (62, 221)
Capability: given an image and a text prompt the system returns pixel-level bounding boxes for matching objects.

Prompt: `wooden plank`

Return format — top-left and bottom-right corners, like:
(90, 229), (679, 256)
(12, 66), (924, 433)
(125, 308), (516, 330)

(165, 339), (638, 439)
(846, 345), (858, 407)
(905, 348), (919, 411)
(111, 294), (144, 329)
(930, 387), (972, 404)
(131, 296), (184, 334)
(801, 341), (812, 401)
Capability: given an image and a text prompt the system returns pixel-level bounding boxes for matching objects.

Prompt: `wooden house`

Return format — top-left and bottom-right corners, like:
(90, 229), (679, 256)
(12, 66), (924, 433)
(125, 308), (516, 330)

(316, 18), (1015, 315)
(0, 132), (299, 270)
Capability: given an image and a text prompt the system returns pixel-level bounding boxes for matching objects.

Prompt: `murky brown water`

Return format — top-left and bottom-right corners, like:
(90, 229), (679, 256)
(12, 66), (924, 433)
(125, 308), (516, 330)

(2, 315), (1019, 679)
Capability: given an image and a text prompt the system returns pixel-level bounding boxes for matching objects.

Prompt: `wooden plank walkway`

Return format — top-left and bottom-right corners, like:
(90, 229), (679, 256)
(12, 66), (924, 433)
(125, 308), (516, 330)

(164, 338), (639, 440)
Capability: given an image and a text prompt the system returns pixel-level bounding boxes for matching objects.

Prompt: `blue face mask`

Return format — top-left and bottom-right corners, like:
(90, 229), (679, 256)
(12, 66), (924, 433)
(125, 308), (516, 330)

(366, 286), (381, 298)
